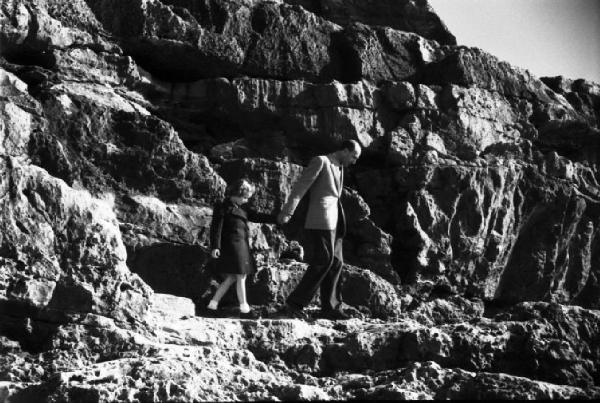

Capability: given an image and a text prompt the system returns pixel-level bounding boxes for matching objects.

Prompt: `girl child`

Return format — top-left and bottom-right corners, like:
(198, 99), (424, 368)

(207, 179), (275, 318)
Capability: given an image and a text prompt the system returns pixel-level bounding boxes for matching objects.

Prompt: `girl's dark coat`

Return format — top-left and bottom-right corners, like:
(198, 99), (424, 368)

(209, 199), (274, 275)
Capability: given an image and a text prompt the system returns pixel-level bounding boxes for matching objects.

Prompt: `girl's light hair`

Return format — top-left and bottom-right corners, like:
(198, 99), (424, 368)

(226, 179), (255, 198)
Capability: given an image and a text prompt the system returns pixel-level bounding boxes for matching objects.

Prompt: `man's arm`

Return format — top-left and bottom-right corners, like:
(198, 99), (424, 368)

(278, 156), (324, 223)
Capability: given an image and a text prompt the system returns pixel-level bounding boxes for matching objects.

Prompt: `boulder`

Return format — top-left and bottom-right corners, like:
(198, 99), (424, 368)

(339, 265), (401, 320)
(338, 23), (443, 84)
(541, 76), (600, 126)
(0, 68), (44, 157)
(0, 157), (151, 326)
(150, 293), (196, 319)
(405, 295), (485, 326)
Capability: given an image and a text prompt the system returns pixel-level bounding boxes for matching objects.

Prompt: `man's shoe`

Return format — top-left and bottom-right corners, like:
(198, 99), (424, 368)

(273, 305), (308, 320)
(319, 308), (350, 320)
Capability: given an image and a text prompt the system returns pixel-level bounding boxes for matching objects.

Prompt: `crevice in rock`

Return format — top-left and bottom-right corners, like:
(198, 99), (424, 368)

(153, 108), (245, 157)
(250, 6), (269, 35)
(390, 226), (421, 285)
(0, 307), (63, 354)
(1, 2), (56, 71)
(122, 44), (222, 83)
(481, 299), (519, 319)
(374, 28), (398, 57)
(329, 30), (362, 84)
(1, 47), (56, 71)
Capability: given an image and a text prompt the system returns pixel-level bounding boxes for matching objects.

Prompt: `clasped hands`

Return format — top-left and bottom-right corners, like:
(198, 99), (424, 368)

(276, 211), (291, 225)
(211, 211), (292, 259)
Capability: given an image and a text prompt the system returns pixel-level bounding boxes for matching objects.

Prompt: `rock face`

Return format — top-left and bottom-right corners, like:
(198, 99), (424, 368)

(0, 69), (150, 333)
(1, 0), (600, 400)
(283, 0), (456, 45)
(541, 76), (600, 126)
(0, 157), (151, 325)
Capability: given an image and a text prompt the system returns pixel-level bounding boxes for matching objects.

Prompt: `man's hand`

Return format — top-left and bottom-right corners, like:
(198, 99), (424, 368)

(211, 249), (221, 259)
(277, 212), (291, 225)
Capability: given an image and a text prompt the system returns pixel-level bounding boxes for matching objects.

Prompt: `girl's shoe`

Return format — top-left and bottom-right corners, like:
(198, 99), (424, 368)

(239, 303), (251, 313)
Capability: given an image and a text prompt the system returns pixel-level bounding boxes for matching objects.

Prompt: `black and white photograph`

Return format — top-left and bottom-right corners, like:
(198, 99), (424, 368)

(1, 0), (599, 401)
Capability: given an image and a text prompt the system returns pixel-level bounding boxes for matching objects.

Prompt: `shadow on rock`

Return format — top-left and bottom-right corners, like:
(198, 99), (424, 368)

(127, 243), (212, 301)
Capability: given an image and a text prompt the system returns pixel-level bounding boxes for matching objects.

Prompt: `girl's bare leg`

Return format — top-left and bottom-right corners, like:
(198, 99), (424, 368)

(236, 274), (250, 313)
(208, 275), (236, 309)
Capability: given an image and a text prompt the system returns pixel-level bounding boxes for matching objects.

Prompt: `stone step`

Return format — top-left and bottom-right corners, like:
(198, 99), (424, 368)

(150, 293), (196, 318)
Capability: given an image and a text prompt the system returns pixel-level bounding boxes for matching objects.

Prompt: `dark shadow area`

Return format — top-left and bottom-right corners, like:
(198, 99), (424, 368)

(127, 242), (232, 315)
(250, 5), (269, 35)
(122, 39), (241, 82)
(416, 51), (466, 88)
(7, 384), (55, 403)
(328, 30), (362, 83)
(535, 120), (600, 166)
(389, 207), (421, 284)
(481, 299), (519, 319)
(1, 47), (56, 70)
(127, 243), (212, 299)
(126, 241), (289, 316)
(0, 301), (65, 354)
(573, 224), (600, 309)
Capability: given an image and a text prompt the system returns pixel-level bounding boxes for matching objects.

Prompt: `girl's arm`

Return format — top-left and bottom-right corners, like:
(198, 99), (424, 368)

(209, 202), (225, 251)
(246, 208), (277, 224)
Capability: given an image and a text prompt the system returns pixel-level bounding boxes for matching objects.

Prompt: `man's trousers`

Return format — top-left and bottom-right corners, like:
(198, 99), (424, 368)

(287, 229), (343, 311)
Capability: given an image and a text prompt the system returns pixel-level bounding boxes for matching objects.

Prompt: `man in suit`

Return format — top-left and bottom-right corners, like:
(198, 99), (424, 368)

(277, 140), (362, 320)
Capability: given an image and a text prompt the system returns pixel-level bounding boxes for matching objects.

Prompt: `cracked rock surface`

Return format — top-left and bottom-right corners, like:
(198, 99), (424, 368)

(1, 0), (600, 400)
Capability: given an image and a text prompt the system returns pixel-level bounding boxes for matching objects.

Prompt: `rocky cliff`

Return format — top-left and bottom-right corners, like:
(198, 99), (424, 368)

(1, 0), (599, 400)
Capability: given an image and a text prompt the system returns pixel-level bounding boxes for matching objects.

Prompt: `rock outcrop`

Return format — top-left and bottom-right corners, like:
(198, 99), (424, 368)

(1, 0), (599, 400)
(2, 295), (599, 400)
(283, 0), (456, 45)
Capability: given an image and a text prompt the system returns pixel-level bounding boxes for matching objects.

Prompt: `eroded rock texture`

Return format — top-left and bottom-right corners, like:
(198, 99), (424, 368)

(1, 0), (599, 400)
